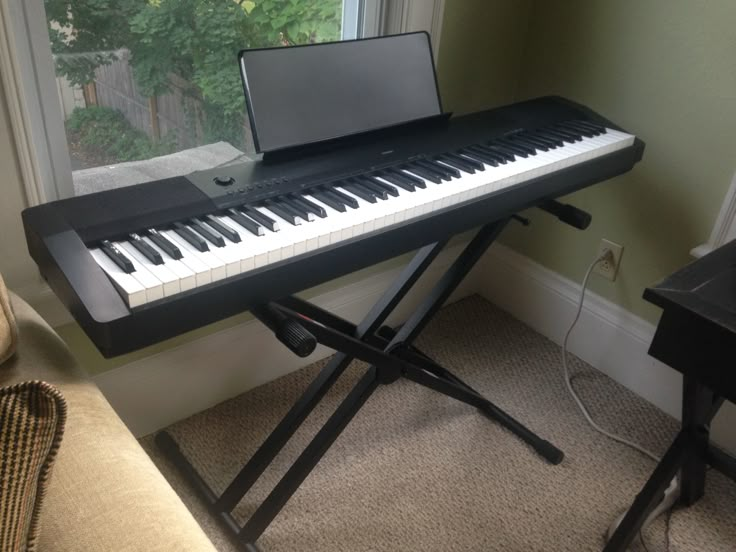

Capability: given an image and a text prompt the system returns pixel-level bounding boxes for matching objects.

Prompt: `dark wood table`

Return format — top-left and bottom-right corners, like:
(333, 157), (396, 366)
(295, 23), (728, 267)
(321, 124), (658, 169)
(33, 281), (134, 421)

(604, 239), (736, 551)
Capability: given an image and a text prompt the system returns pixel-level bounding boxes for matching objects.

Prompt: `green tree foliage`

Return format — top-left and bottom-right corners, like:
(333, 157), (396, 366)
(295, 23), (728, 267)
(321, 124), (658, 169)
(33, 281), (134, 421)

(46, 0), (342, 149)
(67, 105), (176, 162)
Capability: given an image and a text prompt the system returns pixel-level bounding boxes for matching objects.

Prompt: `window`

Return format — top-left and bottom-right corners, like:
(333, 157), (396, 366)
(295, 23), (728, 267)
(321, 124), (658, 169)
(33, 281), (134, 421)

(3, 0), (443, 206)
(32, 0), (373, 198)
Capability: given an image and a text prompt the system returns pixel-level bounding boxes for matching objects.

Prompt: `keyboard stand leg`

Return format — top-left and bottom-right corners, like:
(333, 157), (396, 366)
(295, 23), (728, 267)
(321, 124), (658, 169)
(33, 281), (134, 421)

(239, 366), (380, 543)
(680, 376), (715, 505)
(156, 217), (565, 549)
(603, 431), (690, 552)
(396, 348), (564, 463)
(213, 240), (447, 513)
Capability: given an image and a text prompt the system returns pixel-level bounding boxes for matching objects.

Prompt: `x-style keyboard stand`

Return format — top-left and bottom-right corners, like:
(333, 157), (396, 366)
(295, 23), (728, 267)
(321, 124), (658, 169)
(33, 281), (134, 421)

(156, 216), (565, 551)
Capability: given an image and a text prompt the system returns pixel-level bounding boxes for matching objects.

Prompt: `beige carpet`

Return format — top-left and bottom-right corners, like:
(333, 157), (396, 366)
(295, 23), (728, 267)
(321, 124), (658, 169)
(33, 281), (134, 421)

(141, 295), (736, 551)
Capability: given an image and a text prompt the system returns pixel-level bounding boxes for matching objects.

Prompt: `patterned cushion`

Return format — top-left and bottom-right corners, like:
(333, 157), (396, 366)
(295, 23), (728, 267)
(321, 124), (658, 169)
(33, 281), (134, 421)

(0, 381), (66, 551)
(0, 274), (18, 365)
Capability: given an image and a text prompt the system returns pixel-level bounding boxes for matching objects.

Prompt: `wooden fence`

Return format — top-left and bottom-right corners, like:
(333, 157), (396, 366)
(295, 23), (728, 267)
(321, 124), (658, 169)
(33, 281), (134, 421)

(90, 49), (205, 148)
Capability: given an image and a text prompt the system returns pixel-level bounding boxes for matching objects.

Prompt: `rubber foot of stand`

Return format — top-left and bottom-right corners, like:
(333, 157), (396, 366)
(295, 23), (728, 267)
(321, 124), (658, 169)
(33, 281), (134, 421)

(537, 440), (565, 465)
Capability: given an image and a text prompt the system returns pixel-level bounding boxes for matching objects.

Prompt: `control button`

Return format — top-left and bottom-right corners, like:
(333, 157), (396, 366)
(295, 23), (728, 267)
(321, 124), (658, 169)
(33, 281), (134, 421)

(238, 188), (246, 193)
(214, 175), (235, 186)
(226, 190), (235, 195)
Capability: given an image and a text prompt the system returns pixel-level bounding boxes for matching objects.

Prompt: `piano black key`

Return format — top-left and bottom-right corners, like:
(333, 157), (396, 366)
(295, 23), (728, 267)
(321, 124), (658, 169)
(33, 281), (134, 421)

(492, 139), (528, 158)
(507, 135), (543, 154)
(406, 161), (447, 182)
(386, 168), (425, 188)
(402, 163), (442, 184)
(532, 129), (565, 147)
(325, 186), (360, 209)
(312, 190), (346, 212)
(147, 228), (183, 260)
(525, 131), (559, 148)
(280, 197), (314, 221)
(541, 128), (577, 144)
(174, 222), (209, 252)
(469, 145), (508, 164)
(377, 171), (415, 192)
(451, 151), (485, 171)
(101, 239), (135, 273)
(292, 194), (327, 218)
(362, 176), (400, 197)
(227, 208), (265, 236)
(437, 153), (481, 173)
(569, 119), (606, 135)
(513, 133), (550, 151)
(354, 178), (389, 200)
(205, 215), (241, 243)
(264, 201), (302, 226)
(550, 124), (583, 142)
(128, 233), (163, 265)
(190, 218), (226, 247)
(416, 159), (457, 180)
(555, 120), (594, 138)
(243, 207), (280, 232)
(459, 147), (498, 167)
(341, 181), (378, 203)
(485, 144), (516, 162)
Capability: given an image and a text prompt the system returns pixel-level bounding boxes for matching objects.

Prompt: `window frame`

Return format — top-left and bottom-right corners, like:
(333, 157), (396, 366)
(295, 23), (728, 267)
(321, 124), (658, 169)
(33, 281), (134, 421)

(691, 171), (736, 258)
(4, 0), (444, 206)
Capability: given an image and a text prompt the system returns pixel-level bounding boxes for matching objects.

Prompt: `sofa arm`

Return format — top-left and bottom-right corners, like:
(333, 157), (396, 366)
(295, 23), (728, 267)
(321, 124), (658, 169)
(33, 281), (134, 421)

(1, 294), (217, 552)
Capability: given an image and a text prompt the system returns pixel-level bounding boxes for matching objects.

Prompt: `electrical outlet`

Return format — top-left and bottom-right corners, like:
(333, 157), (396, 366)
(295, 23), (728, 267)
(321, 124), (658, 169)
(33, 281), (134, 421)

(594, 239), (624, 281)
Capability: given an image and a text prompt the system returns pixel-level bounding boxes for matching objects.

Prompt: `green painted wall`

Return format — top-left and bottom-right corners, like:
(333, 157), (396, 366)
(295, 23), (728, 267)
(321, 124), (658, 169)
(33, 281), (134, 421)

(437, 0), (532, 114)
(442, 0), (736, 323)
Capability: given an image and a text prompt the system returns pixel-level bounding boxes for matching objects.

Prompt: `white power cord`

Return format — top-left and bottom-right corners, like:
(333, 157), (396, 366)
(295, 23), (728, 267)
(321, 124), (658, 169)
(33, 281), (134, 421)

(563, 251), (681, 543)
(563, 250), (660, 461)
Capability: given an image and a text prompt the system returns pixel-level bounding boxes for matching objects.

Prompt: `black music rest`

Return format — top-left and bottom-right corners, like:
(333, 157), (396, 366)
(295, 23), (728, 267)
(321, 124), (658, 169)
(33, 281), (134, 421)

(605, 239), (736, 551)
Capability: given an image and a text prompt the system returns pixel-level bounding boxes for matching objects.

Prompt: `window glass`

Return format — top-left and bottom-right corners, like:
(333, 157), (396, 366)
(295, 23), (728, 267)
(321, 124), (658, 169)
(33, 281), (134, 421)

(44, 0), (348, 195)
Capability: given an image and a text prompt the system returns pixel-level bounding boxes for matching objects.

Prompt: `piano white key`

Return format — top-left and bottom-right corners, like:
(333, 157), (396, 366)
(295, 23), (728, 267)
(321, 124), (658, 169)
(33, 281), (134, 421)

(111, 241), (164, 302)
(197, 221), (242, 277)
(267, 207), (314, 256)
(304, 195), (351, 246)
(161, 229), (222, 283)
(141, 236), (197, 292)
(302, 195), (338, 248)
(167, 231), (227, 281)
(252, 206), (298, 262)
(221, 215), (271, 268)
(89, 248), (147, 308)
(116, 241), (180, 297)
(213, 215), (257, 272)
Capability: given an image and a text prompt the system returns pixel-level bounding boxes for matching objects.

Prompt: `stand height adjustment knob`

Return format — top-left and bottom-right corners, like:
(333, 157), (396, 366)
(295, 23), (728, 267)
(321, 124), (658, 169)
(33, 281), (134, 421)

(251, 303), (317, 358)
(214, 175), (235, 186)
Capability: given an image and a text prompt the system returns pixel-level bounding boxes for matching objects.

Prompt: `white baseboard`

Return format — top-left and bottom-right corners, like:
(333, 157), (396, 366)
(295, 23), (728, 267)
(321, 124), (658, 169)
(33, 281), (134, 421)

(478, 243), (683, 419)
(93, 243), (480, 437)
(478, 243), (736, 455)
